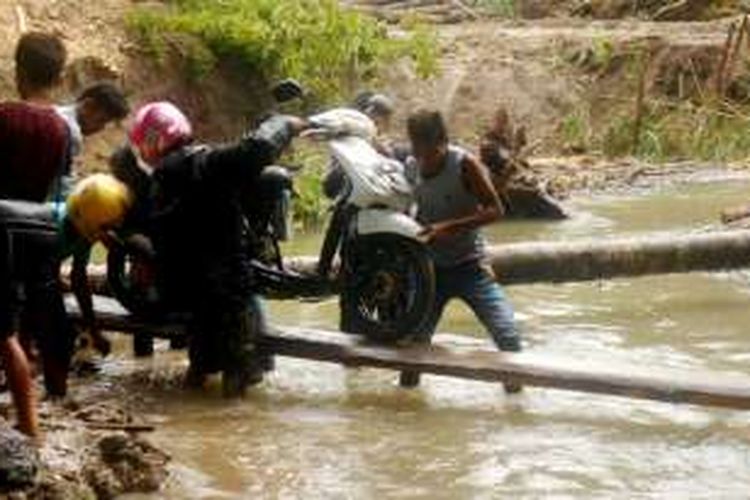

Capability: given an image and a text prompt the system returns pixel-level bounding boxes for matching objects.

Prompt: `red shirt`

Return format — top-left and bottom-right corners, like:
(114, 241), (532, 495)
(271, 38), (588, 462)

(0, 101), (69, 201)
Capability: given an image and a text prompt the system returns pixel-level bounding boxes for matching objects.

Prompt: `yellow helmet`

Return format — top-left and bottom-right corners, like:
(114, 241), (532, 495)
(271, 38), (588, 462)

(67, 174), (133, 241)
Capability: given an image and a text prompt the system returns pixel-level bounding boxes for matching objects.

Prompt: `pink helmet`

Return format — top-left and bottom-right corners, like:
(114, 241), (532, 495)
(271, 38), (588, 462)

(128, 101), (193, 166)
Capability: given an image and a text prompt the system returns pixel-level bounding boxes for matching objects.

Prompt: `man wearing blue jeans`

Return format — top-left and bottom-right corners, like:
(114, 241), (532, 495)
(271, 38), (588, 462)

(401, 109), (522, 392)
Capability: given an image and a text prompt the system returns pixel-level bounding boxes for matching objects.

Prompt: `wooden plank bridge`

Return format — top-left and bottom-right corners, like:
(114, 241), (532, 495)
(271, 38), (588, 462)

(68, 295), (750, 412)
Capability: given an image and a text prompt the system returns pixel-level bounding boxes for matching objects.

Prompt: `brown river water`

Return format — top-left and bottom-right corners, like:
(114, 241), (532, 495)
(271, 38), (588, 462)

(112, 177), (750, 498)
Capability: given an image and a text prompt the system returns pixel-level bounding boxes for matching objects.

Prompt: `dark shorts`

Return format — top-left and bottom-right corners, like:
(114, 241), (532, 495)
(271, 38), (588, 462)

(0, 211), (64, 342)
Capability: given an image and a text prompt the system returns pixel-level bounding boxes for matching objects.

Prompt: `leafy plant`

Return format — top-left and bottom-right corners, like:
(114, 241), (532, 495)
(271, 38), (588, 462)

(591, 37), (615, 70)
(561, 106), (593, 150)
(284, 145), (331, 230)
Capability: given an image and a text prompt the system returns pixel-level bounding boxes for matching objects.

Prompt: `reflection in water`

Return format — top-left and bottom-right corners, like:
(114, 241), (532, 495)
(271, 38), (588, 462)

(132, 181), (750, 498)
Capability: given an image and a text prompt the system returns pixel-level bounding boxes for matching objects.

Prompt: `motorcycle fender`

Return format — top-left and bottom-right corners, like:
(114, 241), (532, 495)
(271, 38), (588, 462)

(356, 209), (424, 241)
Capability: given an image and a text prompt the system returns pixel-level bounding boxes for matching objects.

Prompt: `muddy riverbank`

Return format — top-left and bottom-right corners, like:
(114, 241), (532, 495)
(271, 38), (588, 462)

(1, 371), (169, 499)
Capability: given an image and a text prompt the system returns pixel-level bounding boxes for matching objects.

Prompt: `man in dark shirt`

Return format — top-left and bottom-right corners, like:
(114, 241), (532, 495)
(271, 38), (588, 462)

(0, 102), (69, 438)
(2, 29), (70, 200)
(128, 101), (307, 397)
(0, 101), (69, 201)
(0, 31), (70, 439)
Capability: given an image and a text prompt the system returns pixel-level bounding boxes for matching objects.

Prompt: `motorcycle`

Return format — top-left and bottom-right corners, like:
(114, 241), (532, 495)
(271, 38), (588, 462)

(108, 106), (435, 344)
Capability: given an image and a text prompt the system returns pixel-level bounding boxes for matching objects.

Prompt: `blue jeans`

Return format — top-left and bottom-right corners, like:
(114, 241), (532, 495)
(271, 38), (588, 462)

(422, 260), (521, 352)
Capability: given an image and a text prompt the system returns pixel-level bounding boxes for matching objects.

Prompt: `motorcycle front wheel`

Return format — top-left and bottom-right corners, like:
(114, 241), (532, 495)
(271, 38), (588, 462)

(339, 234), (435, 343)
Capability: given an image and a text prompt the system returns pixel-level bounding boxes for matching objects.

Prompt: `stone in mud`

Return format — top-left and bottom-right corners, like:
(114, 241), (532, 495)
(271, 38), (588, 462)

(0, 424), (39, 492)
(83, 434), (170, 499)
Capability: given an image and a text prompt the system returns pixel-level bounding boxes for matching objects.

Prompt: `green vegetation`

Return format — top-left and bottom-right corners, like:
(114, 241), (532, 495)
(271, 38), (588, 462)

(471, 0), (516, 17)
(562, 37), (750, 163)
(560, 97), (750, 162)
(590, 37), (615, 71)
(127, 0), (438, 101)
(561, 106), (594, 151)
(602, 103), (750, 162)
(285, 146), (330, 230)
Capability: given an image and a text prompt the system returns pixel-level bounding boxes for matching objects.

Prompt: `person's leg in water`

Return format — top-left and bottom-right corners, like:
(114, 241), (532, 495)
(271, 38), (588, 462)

(249, 294), (274, 373)
(221, 296), (266, 398)
(185, 297), (266, 396)
(23, 241), (76, 398)
(173, 273), (216, 389)
(0, 336), (38, 437)
(184, 288), (224, 389)
(0, 227), (39, 436)
(456, 261), (522, 393)
(184, 336), (207, 389)
(398, 270), (451, 388)
(25, 296), (76, 398)
(184, 316), (219, 390)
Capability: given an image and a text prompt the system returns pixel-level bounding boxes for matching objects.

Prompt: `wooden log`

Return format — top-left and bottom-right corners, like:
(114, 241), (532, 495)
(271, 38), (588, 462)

(652, 0), (711, 22)
(631, 51), (649, 154)
(61, 263), (109, 296)
(70, 230), (750, 293)
(727, 16), (749, 88)
(68, 296), (750, 411)
(487, 229), (750, 285)
(66, 295), (187, 338)
(280, 230), (750, 285)
(715, 20), (737, 97)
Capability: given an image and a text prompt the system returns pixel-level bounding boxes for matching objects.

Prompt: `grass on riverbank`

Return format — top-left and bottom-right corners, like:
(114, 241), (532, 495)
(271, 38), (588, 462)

(604, 103), (750, 162)
(562, 100), (750, 163)
(562, 34), (750, 164)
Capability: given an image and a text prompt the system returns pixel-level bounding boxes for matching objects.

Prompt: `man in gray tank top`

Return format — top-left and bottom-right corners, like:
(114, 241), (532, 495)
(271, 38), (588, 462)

(403, 110), (522, 392)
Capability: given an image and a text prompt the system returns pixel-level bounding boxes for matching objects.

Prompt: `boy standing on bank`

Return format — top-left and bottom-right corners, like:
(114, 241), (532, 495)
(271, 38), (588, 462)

(403, 110), (522, 391)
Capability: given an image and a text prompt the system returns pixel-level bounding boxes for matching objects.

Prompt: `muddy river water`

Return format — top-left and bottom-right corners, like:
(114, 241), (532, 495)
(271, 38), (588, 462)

(119, 178), (750, 498)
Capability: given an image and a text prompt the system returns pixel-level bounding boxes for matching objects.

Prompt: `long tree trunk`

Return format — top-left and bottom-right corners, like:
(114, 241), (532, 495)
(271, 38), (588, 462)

(283, 230), (750, 286)
(68, 230), (750, 294)
(488, 229), (750, 285)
